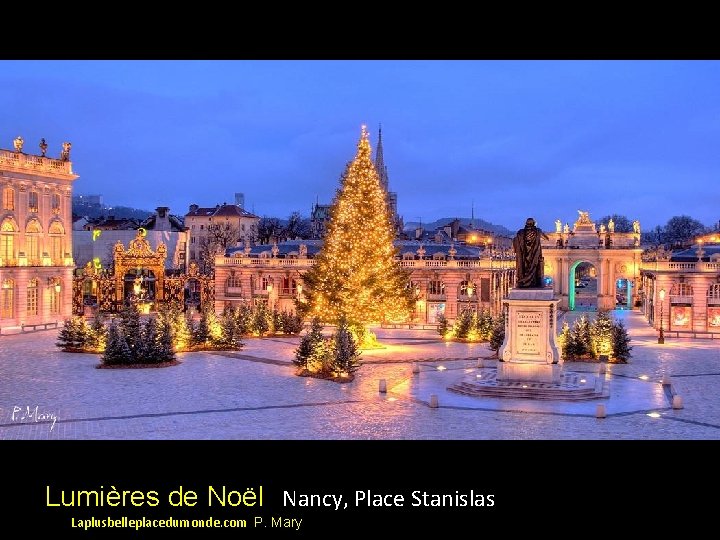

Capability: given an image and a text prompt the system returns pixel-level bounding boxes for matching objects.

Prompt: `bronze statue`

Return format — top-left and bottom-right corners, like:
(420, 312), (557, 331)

(513, 218), (549, 288)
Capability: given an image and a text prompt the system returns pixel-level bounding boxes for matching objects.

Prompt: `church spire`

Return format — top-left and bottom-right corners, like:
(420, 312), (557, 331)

(374, 124), (389, 192)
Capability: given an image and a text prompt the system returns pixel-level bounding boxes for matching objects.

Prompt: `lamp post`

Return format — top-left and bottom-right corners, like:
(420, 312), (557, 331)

(658, 288), (665, 344)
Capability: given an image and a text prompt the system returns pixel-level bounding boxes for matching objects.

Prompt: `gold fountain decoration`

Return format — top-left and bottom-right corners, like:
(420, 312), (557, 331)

(113, 230), (167, 302)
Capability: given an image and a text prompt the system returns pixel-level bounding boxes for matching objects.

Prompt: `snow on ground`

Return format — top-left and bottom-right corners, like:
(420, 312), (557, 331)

(1, 310), (718, 439)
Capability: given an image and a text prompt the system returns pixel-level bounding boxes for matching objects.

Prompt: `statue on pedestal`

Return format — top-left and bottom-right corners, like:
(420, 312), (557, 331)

(13, 136), (24, 153)
(513, 218), (549, 288)
(60, 142), (72, 161)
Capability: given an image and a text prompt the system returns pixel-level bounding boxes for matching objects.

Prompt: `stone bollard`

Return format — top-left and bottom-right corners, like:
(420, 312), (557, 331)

(477, 358), (484, 368)
(672, 395), (684, 409)
(598, 363), (607, 375)
(429, 395), (439, 408)
(379, 379), (387, 393)
(596, 404), (606, 418)
(662, 374), (672, 386)
(412, 363), (420, 374)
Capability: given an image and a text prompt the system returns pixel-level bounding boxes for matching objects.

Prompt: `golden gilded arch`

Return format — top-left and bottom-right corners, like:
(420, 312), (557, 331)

(113, 230), (167, 302)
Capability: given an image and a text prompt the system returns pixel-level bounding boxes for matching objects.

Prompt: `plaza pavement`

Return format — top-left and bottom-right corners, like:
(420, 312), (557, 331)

(0, 310), (719, 439)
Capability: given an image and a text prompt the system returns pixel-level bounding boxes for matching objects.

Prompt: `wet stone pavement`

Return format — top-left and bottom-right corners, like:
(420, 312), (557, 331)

(1, 310), (719, 440)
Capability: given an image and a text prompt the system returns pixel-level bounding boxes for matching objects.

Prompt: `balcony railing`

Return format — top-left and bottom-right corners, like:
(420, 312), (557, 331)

(217, 256), (514, 270)
(0, 149), (74, 176)
(641, 260), (720, 273)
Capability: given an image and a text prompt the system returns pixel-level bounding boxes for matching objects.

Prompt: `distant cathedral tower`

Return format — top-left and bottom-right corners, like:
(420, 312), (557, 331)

(374, 125), (403, 234)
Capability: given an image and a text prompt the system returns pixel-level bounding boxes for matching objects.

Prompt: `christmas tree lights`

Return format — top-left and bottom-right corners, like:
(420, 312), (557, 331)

(299, 126), (414, 331)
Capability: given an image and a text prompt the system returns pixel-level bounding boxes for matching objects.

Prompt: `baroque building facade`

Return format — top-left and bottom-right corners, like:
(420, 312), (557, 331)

(0, 137), (77, 331)
(640, 239), (720, 337)
(214, 240), (514, 325)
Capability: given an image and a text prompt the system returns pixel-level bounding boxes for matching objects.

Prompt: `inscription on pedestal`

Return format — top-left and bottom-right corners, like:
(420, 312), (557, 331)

(516, 311), (542, 356)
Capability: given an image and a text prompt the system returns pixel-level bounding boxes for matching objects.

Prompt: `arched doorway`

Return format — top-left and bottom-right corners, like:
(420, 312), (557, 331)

(569, 261), (598, 311)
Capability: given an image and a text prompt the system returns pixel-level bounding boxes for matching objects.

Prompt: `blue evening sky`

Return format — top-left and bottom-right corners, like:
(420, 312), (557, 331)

(1, 60), (718, 231)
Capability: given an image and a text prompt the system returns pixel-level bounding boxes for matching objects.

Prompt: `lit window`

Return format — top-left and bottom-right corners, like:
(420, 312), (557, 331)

(2, 187), (14, 211)
(428, 280), (445, 295)
(27, 279), (38, 316)
(28, 191), (39, 212)
(51, 193), (61, 214)
(1, 279), (14, 319)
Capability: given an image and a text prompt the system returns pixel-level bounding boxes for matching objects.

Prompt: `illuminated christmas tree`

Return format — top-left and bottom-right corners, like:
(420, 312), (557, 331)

(299, 126), (414, 332)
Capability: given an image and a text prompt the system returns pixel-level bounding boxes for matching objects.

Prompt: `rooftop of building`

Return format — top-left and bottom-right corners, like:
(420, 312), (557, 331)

(670, 244), (720, 262)
(226, 240), (484, 260)
(186, 203), (259, 219)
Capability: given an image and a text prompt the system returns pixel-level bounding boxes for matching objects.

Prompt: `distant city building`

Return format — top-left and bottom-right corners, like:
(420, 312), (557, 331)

(234, 192), (245, 209)
(374, 126), (403, 233)
(185, 202), (259, 266)
(1, 137), (77, 331)
(411, 218), (512, 250)
(214, 240), (514, 324)
(73, 206), (188, 272)
(310, 126), (403, 239)
(73, 194), (103, 206)
(310, 203), (332, 239)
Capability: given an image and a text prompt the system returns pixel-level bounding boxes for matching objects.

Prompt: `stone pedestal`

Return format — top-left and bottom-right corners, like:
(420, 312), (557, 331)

(497, 288), (562, 384)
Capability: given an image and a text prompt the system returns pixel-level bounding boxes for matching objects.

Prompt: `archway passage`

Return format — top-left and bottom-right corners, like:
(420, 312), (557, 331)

(615, 278), (633, 310)
(569, 261), (598, 311)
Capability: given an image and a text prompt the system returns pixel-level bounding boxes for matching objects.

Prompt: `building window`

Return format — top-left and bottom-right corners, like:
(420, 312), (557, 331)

(200, 225), (204, 230)
(51, 193), (61, 214)
(1, 279), (14, 318)
(49, 280), (61, 315)
(190, 250), (196, 260)
(281, 277), (297, 295)
(28, 191), (39, 213)
(460, 280), (476, 297)
(191, 225), (195, 230)
(428, 280), (444, 295)
(226, 275), (242, 296)
(2, 187), (14, 210)
(480, 278), (491, 302)
(1, 218), (16, 262)
(241, 224), (246, 231)
(25, 220), (42, 262)
(261, 276), (270, 291)
(49, 221), (65, 262)
(27, 278), (38, 316)
(191, 237), (196, 244)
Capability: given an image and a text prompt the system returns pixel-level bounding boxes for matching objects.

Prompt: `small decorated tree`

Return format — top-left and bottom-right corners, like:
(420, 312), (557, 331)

(85, 316), (107, 352)
(294, 317), (324, 370)
(436, 314), (449, 338)
(590, 310), (614, 357)
(218, 308), (243, 349)
(193, 309), (211, 346)
(334, 316), (361, 375)
(235, 304), (254, 335)
(453, 310), (472, 339)
(157, 320), (176, 363)
(253, 302), (271, 336)
(281, 310), (304, 335)
(137, 317), (161, 363)
(611, 320), (633, 362)
(56, 317), (86, 350)
(489, 314), (505, 356)
(566, 315), (592, 358)
(102, 323), (133, 365)
(118, 303), (142, 354)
